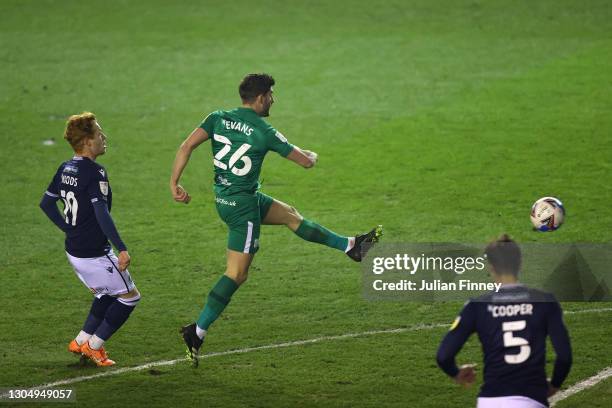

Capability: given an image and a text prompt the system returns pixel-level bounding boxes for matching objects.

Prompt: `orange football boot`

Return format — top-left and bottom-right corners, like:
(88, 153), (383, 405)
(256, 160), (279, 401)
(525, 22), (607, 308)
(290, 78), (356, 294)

(81, 342), (115, 367)
(68, 339), (83, 355)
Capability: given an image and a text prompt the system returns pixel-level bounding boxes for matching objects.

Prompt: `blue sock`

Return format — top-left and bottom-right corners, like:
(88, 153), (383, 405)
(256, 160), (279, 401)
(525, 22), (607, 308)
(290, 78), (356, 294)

(94, 297), (139, 341)
(82, 295), (115, 334)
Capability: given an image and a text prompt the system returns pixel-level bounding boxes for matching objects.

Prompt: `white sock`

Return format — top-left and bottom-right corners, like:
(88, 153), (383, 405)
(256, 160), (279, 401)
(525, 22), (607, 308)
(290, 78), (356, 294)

(88, 334), (105, 350)
(195, 325), (207, 340)
(345, 237), (356, 253)
(75, 331), (92, 345)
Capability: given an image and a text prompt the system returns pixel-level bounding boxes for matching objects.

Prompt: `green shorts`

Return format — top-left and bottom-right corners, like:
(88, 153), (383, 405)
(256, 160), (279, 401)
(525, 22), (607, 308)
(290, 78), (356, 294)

(215, 191), (275, 254)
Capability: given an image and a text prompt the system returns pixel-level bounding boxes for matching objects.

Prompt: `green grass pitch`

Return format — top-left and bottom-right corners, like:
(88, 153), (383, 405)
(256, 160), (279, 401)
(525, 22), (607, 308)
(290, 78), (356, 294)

(1, 0), (611, 406)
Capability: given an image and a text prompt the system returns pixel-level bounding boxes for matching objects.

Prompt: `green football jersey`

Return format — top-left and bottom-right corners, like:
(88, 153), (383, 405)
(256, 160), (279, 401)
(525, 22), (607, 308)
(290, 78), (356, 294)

(200, 107), (294, 196)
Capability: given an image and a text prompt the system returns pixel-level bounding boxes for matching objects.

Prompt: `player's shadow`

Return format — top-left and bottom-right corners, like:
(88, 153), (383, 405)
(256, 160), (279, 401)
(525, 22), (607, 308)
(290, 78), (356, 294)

(66, 355), (98, 369)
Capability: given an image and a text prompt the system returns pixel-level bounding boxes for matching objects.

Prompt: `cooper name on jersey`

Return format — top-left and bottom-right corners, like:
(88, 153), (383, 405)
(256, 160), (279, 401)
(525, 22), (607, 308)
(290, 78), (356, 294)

(488, 303), (533, 318)
(221, 119), (253, 136)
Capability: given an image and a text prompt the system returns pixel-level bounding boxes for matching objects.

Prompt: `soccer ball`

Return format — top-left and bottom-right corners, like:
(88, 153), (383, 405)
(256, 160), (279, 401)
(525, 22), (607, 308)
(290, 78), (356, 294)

(530, 197), (565, 231)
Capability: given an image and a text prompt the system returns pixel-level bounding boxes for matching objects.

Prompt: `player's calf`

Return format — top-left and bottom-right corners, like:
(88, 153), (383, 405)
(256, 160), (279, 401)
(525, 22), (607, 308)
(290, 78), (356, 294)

(180, 251), (248, 367)
(69, 294), (115, 355)
(82, 289), (140, 365)
(93, 290), (140, 342)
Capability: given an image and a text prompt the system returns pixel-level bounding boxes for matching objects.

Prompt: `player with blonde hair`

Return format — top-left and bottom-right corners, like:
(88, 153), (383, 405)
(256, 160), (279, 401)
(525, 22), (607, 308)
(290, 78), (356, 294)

(40, 112), (140, 367)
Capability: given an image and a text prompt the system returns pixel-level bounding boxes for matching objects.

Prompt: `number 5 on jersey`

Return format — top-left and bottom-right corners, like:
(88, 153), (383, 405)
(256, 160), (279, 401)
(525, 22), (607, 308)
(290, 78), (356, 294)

(502, 320), (531, 364)
(213, 133), (252, 176)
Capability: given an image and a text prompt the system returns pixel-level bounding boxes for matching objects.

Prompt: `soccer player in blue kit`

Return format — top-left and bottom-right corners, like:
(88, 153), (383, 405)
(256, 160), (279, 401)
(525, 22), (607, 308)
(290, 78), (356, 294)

(436, 235), (572, 408)
(39, 112), (140, 367)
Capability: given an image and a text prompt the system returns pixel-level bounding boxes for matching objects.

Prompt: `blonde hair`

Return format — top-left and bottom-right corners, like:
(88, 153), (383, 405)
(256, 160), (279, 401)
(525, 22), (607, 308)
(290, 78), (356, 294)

(64, 112), (97, 152)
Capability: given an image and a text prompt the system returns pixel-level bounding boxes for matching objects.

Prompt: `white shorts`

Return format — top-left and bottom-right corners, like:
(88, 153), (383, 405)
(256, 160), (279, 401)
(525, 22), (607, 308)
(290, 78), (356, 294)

(66, 250), (136, 297)
(477, 396), (546, 408)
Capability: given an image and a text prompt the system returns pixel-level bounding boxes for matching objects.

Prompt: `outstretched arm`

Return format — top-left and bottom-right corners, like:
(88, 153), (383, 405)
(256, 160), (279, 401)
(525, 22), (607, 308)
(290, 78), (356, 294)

(286, 146), (318, 168)
(170, 127), (209, 203)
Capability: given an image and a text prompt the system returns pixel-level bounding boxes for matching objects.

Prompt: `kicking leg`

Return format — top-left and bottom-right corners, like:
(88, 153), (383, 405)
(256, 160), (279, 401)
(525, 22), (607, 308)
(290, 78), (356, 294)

(263, 198), (352, 251)
(263, 198), (383, 262)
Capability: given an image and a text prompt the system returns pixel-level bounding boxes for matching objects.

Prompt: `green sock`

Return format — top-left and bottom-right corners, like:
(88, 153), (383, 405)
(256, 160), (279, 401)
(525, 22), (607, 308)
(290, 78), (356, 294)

(196, 275), (239, 331)
(294, 218), (349, 251)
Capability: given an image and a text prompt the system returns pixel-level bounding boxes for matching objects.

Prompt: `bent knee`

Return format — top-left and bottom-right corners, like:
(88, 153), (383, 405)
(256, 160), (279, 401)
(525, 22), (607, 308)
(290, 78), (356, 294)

(286, 206), (303, 230)
(226, 272), (247, 286)
(288, 206), (302, 219)
(224, 267), (248, 286)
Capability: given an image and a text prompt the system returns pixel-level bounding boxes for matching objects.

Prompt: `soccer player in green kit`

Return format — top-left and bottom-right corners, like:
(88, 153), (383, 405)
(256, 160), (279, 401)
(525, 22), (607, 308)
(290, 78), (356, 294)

(170, 73), (382, 366)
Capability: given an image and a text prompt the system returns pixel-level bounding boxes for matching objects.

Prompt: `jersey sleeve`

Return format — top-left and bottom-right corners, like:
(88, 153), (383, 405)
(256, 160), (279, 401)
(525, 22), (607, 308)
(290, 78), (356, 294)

(547, 300), (572, 388)
(264, 127), (294, 157)
(45, 165), (62, 197)
(436, 300), (478, 377)
(92, 200), (127, 251)
(86, 165), (110, 204)
(199, 111), (219, 135)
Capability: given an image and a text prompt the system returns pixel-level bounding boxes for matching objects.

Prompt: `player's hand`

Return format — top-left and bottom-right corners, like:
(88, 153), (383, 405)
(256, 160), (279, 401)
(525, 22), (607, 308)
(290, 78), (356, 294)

(454, 364), (477, 388)
(547, 383), (559, 397)
(171, 183), (191, 204)
(118, 250), (130, 272)
(303, 150), (318, 165)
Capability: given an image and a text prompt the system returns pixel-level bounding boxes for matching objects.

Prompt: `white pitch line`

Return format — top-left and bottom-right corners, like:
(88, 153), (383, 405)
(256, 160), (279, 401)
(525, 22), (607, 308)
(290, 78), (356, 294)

(12, 307), (612, 395)
(563, 307), (612, 314)
(550, 366), (612, 407)
(27, 323), (448, 391)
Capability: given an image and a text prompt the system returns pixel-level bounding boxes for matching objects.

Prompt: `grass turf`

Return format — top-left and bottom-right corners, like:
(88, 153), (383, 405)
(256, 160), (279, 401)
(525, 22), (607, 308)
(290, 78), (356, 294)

(1, 0), (611, 406)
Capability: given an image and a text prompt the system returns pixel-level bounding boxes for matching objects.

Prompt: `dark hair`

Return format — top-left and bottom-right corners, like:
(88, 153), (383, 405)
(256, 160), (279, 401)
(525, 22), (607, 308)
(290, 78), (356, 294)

(485, 234), (521, 276)
(239, 73), (275, 102)
(64, 112), (97, 152)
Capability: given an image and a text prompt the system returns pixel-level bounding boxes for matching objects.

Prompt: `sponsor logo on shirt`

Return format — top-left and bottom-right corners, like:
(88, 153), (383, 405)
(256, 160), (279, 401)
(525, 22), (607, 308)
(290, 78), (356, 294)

(275, 131), (288, 143)
(215, 197), (237, 207)
(216, 175), (232, 186)
(64, 165), (79, 174)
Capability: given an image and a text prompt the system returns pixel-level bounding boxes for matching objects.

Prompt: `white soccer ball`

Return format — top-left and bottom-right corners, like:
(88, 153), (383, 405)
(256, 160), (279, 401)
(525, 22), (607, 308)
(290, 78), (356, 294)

(530, 197), (565, 231)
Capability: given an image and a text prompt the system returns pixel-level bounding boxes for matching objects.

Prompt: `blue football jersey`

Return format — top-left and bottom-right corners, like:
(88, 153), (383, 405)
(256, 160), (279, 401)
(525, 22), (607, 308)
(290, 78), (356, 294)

(45, 156), (113, 257)
(437, 284), (572, 407)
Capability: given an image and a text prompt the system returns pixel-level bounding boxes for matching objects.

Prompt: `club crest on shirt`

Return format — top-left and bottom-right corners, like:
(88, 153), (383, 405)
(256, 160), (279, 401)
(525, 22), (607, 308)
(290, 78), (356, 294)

(99, 181), (109, 196)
